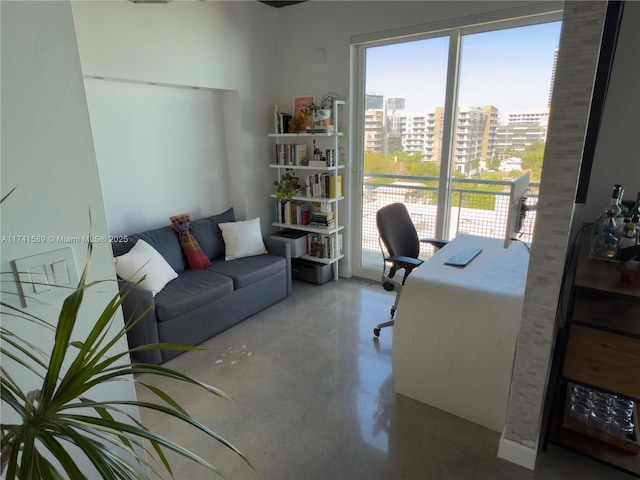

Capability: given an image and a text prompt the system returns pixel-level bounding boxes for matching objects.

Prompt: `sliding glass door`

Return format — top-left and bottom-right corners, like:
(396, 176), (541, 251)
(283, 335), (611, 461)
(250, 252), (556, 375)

(359, 35), (450, 271)
(353, 16), (561, 278)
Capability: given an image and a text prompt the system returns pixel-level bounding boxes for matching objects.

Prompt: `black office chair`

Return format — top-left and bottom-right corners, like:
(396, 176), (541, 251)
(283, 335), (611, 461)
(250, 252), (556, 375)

(373, 203), (448, 338)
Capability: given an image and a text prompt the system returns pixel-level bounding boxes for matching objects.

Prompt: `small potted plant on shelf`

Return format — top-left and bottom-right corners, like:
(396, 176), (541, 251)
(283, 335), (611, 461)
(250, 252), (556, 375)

(287, 93), (342, 134)
(311, 93), (340, 133)
(274, 169), (300, 201)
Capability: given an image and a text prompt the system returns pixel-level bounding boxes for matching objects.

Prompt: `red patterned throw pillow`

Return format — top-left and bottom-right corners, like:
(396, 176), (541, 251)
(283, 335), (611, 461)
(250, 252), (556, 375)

(170, 214), (212, 270)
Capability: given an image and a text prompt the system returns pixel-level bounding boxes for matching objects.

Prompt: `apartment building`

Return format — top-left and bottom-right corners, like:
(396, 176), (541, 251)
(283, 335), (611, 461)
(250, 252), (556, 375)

(365, 100), (548, 170)
(496, 110), (550, 154)
(365, 103), (498, 174)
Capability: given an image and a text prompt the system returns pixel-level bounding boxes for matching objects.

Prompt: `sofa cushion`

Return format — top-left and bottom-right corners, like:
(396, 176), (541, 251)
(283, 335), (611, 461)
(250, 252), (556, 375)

(191, 208), (235, 261)
(154, 269), (233, 322)
(113, 226), (187, 273)
(207, 254), (285, 290)
(114, 239), (178, 296)
(219, 218), (268, 260)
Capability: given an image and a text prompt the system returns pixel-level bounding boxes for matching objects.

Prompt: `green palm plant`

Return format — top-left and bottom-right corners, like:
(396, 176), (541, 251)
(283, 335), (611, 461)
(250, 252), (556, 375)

(0, 188), (254, 479)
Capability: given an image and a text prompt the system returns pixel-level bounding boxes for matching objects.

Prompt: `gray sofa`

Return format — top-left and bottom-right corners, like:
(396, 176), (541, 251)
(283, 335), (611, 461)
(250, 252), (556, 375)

(112, 208), (291, 364)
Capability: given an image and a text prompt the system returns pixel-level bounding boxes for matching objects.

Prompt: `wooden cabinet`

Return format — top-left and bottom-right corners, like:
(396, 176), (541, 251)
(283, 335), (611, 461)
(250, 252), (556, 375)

(545, 227), (640, 475)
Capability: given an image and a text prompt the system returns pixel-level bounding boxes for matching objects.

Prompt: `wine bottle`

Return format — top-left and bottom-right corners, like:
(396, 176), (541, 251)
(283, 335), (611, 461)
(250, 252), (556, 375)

(595, 184), (623, 234)
(605, 184), (623, 218)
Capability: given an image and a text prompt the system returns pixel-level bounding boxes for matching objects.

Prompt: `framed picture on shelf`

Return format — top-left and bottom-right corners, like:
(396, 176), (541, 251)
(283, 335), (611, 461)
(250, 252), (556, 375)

(292, 95), (315, 133)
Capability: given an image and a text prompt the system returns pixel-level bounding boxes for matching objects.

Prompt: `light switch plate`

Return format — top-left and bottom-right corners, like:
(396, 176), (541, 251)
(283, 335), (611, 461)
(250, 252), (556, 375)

(51, 260), (71, 286)
(12, 247), (79, 307)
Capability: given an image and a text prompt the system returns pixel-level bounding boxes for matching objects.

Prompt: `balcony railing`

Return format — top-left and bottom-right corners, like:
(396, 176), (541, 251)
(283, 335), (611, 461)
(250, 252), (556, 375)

(360, 174), (538, 270)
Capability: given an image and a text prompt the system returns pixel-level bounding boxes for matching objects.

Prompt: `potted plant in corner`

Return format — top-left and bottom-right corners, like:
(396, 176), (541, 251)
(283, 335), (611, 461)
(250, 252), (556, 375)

(0, 187), (255, 479)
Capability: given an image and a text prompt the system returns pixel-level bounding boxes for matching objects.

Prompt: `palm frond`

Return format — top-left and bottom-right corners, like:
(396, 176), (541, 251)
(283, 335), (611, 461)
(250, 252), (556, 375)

(1, 234), (253, 479)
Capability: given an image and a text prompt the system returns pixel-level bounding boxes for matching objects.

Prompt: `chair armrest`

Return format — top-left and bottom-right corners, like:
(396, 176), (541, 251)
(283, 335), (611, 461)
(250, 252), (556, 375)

(420, 238), (449, 250)
(386, 255), (423, 270)
(118, 279), (163, 365)
(263, 236), (292, 296)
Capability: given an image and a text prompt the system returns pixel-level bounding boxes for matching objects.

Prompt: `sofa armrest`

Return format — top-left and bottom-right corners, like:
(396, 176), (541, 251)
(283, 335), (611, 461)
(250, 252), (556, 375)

(263, 236), (292, 296)
(118, 279), (163, 365)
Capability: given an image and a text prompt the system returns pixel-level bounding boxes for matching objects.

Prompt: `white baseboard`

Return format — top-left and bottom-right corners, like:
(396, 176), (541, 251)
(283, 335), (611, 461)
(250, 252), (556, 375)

(497, 432), (537, 470)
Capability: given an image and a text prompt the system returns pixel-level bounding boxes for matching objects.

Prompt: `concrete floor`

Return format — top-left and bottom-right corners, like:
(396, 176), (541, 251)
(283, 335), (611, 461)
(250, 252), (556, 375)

(135, 278), (634, 480)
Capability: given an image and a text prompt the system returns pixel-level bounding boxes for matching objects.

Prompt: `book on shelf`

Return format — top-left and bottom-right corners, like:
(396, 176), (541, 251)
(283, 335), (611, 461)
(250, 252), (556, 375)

(274, 110), (292, 134)
(309, 207), (334, 227)
(325, 149), (336, 166)
(304, 125), (336, 135)
(295, 145), (307, 165)
(310, 224), (335, 230)
(307, 233), (337, 259)
(329, 175), (342, 198)
(308, 234), (325, 258)
(294, 202), (310, 225)
(310, 210), (334, 221)
(304, 173), (332, 198)
(275, 200), (310, 226)
(275, 144), (308, 166)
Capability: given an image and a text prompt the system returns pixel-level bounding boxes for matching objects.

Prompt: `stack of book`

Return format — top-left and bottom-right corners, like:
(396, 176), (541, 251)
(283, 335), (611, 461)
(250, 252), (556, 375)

(310, 211), (335, 229)
(274, 111), (292, 134)
(275, 144), (307, 166)
(307, 233), (342, 259)
(304, 173), (330, 198)
(308, 234), (326, 258)
(275, 200), (310, 225)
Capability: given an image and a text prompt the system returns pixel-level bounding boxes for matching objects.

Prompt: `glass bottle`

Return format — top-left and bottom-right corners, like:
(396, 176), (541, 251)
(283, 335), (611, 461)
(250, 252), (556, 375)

(595, 184), (623, 234)
(605, 184), (623, 219)
(590, 220), (620, 260)
(629, 192), (640, 217)
(625, 215), (638, 240)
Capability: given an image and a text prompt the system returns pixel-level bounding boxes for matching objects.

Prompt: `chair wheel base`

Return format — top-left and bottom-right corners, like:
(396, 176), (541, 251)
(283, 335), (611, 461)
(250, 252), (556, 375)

(383, 280), (395, 292)
(373, 328), (381, 338)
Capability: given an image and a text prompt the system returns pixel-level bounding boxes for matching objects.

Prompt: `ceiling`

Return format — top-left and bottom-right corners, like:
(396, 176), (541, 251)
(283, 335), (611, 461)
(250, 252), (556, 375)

(259, 1), (307, 8)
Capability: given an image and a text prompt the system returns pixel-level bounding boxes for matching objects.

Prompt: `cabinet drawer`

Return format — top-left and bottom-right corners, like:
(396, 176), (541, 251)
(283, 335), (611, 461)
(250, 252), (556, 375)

(563, 325), (640, 399)
(572, 290), (640, 336)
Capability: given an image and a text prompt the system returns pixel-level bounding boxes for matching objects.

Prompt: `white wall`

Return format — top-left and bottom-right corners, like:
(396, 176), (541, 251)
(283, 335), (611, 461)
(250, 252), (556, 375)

(72, 0), (280, 228)
(580, 0), (640, 221)
(0, 1), (140, 475)
(85, 78), (230, 235)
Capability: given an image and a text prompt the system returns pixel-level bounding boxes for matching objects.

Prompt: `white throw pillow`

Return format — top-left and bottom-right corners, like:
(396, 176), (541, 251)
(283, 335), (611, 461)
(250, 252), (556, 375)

(114, 239), (178, 296)
(219, 218), (268, 261)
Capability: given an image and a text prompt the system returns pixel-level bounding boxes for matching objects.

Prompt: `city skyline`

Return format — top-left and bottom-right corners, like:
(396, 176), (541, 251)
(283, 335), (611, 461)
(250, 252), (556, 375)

(365, 21), (562, 118)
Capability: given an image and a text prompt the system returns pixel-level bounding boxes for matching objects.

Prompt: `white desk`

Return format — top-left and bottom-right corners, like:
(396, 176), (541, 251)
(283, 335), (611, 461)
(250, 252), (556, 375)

(392, 234), (530, 433)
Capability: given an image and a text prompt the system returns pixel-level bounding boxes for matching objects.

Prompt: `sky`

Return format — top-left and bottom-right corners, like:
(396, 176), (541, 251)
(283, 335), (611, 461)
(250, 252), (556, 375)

(365, 21), (562, 119)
